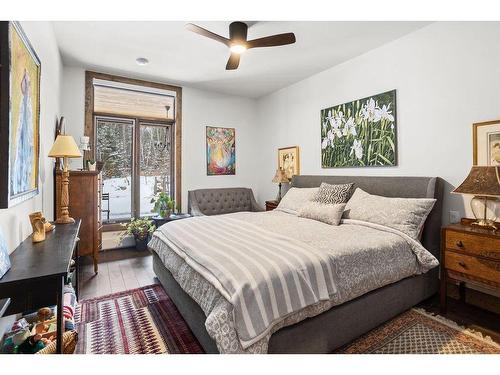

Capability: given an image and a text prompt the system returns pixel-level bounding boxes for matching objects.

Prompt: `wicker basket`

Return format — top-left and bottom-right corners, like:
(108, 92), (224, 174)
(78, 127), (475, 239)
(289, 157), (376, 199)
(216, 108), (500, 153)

(36, 330), (78, 354)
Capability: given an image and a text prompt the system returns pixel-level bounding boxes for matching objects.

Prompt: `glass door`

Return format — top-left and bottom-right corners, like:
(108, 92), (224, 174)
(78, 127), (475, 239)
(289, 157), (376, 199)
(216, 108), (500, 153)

(96, 116), (135, 223)
(138, 122), (173, 217)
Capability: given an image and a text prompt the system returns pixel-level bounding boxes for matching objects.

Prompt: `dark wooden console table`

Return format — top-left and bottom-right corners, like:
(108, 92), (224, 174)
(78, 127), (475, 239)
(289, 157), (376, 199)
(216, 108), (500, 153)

(0, 220), (81, 354)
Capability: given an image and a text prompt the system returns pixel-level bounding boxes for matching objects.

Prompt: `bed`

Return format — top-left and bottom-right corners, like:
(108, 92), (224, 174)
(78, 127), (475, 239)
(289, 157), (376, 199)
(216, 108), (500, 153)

(149, 175), (443, 353)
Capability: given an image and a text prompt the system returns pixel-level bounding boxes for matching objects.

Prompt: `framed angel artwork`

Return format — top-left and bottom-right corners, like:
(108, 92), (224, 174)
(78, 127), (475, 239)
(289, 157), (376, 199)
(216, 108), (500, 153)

(0, 21), (41, 208)
(206, 126), (236, 175)
(473, 120), (500, 166)
(278, 146), (300, 180)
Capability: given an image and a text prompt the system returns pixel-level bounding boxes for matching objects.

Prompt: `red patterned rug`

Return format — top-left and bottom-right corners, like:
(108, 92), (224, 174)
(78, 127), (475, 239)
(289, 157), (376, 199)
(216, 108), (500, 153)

(75, 284), (204, 354)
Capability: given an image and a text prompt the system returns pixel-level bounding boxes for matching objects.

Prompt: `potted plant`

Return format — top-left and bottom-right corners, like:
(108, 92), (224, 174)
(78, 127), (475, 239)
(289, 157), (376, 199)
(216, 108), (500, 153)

(87, 159), (97, 171)
(120, 218), (155, 251)
(150, 192), (176, 218)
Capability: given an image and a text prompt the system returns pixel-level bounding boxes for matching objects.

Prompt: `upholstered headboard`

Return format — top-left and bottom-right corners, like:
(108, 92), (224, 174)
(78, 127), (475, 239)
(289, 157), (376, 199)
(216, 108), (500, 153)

(291, 175), (444, 259)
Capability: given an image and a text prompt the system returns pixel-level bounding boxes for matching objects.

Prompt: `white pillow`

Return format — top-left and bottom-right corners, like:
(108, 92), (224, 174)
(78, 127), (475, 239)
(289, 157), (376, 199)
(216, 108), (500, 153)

(299, 202), (346, 226)
(276, 187), (319, 215)
(343, 188), (436, 240)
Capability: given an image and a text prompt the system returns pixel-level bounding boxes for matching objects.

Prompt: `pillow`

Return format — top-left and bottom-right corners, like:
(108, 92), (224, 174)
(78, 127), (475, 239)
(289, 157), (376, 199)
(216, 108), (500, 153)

(276, 187), (319, 215)
(313, 182), (354, 204)
(299, 202), (346, 226)
(343, 188), (436, 240)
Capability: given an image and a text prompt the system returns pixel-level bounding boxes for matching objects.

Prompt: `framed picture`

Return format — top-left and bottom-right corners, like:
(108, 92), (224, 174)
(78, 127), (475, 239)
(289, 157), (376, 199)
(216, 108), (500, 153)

(0, 21), (41, 208)
(0, 228), (10, 279)
(206, 126), (236, 175)
(473, 120), (500, 166)
(321, 90), (397, 168)
(278, 146), (300, 180)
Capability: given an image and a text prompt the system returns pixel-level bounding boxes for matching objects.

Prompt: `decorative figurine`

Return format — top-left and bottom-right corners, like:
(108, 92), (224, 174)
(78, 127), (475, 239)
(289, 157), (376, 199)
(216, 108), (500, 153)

(29, 212), (46, 243)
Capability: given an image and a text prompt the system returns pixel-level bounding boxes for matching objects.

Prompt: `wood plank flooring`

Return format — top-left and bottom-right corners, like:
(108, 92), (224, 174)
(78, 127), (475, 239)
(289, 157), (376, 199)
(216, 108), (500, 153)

(78, 248), (156, 300)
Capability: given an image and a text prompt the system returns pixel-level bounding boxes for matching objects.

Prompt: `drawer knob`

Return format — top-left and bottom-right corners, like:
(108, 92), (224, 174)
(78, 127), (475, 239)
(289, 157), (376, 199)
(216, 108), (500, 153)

(458, 261), (467, 268)
(456, 241), (464, 248)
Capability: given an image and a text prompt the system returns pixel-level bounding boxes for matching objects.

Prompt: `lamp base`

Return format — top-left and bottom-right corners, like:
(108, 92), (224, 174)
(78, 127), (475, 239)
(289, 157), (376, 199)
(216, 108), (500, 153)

(275, 183), (282, 202)
(55, 216), (75, 224)
(471, 219), (497, 231)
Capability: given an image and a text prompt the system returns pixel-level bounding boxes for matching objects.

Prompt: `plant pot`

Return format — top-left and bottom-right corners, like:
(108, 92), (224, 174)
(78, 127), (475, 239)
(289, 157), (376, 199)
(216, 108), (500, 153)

(134, 235), (149, 251)
(87, 161), (97, 171)
(159, 209), (172, 219)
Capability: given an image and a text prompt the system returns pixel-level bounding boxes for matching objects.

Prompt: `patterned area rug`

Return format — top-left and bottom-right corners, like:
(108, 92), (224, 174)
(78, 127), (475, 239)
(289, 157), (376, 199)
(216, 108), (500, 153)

(75, 284), (499, 354)
(337, 308), (500, 354)
(75, 284), (203, 354)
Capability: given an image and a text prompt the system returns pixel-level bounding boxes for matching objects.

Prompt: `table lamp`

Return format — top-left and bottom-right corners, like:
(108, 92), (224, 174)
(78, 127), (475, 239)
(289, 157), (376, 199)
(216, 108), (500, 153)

(272, 168), (289, 202)
(48, 135), (82, 224)
(452, 166), (500, 230)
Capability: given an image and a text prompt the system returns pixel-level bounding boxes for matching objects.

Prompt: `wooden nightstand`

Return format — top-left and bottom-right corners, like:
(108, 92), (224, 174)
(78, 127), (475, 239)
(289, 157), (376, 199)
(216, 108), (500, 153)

(265, 200), (279, 211)
(440, 222), (500, 313)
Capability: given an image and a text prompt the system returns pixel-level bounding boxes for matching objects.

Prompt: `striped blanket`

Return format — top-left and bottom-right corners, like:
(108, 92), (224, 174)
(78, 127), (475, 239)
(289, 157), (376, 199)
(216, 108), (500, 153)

(152, 215), (339, 347)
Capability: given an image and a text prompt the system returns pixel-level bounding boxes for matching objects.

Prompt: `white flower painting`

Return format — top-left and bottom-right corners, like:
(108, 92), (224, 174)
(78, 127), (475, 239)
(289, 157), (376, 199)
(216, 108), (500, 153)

(321, 90), (397, 168)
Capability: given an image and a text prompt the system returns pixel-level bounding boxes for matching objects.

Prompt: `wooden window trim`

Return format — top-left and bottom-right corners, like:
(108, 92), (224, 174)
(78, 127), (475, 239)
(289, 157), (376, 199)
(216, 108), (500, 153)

(84, 71), (182, 210)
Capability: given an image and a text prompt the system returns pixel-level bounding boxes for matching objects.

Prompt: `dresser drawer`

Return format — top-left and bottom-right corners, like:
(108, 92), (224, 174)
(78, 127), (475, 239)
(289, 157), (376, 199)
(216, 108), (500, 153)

(445, 251), (500, 284)
(446, 230), (500, 259)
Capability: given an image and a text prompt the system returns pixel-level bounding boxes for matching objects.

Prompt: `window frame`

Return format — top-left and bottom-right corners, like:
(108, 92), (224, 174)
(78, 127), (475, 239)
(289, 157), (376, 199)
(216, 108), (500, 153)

(85, 71), (182, 228)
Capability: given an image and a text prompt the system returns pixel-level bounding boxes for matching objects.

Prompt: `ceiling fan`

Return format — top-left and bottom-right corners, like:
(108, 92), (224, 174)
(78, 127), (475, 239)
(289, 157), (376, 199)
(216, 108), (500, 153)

(186, 22), (296, 70)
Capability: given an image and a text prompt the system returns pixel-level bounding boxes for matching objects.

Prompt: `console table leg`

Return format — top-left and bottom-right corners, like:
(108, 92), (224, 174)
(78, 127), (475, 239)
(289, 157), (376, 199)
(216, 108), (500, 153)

(56, 276), (64, 354)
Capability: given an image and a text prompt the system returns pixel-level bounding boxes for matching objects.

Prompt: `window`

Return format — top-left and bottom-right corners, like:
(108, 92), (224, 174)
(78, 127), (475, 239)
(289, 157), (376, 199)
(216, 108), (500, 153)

(85, 72), (182, 225)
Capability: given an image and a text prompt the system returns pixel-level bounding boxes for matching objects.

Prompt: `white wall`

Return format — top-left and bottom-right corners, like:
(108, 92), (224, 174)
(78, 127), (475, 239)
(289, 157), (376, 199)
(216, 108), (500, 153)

(60, 67), (258, 212)
(0, 22), (63, 253)
(255, 22), (500, 222)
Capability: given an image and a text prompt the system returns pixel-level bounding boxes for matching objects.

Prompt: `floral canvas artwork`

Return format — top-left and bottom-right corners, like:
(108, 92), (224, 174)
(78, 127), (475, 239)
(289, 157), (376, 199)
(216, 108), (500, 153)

(0, 229), (11, 279)
(206, 126), (236, 175)
(321, 90), (397, 168)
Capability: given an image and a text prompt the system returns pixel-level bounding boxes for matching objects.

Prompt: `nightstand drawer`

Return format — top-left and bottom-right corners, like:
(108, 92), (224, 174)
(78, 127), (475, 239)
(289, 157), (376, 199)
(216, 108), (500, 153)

(445, 251), (500, 284)
(446, 230), (500, 258)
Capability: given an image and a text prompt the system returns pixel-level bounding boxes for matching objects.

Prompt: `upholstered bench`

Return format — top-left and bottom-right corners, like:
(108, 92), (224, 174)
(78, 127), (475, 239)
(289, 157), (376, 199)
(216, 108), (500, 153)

(188, 188), (264, 216)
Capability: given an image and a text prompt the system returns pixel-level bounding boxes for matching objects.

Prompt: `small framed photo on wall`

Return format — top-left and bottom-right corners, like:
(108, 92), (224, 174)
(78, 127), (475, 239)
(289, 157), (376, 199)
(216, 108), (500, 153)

(473, 120), (500, 166)
(278, 146), (300, 180)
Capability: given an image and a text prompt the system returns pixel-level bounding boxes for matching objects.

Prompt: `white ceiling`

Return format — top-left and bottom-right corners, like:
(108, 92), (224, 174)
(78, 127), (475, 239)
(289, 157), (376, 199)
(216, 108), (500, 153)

(53, 21), (430, 98)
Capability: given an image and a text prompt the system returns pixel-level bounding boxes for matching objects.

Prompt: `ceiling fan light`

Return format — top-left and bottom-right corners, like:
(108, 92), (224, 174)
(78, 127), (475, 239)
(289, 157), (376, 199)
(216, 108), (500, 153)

(229, 44), (247, 54)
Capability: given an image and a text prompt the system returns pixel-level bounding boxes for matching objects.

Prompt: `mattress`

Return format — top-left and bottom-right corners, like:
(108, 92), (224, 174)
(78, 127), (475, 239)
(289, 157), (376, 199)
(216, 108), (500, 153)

(148, 210), (438, 353)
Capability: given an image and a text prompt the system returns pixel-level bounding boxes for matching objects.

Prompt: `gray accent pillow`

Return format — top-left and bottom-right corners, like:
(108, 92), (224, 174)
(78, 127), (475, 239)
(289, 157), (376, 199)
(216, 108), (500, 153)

(313, 182), (354, 204)
(276, 187), (319, 215)
(343, 188), (436, 240)
(298, 202), (346, 226)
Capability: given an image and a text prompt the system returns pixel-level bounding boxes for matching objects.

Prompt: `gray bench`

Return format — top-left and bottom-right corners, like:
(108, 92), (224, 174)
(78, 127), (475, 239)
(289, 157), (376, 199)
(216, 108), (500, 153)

(187, 188), (264, 216)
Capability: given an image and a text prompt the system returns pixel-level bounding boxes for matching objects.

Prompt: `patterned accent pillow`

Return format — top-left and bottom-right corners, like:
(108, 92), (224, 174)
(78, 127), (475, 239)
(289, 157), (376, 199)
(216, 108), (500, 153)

(313, 182), (354, 204)
(343, 188), (436, 240)
(276, 187), (319, 215)
(298, 202), (346, 226)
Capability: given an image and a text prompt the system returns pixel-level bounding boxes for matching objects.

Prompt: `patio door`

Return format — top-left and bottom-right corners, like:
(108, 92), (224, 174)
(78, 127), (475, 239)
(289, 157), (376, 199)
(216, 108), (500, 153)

(96, 116), (173, 223)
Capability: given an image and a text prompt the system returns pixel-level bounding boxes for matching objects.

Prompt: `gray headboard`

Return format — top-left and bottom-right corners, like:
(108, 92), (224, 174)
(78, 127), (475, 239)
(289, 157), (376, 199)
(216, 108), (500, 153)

(291, 175), (444, 259)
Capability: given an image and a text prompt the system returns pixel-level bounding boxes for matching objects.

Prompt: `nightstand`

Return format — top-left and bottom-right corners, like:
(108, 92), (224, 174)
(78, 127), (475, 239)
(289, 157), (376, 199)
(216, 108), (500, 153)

(265, 200), (279, 211)
(440, 222), (500, 313)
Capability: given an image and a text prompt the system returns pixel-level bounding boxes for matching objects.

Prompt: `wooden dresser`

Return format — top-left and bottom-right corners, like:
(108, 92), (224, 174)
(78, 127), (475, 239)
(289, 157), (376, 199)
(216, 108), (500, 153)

(56, 170), (102, 273)
(440, 222), (500, 313)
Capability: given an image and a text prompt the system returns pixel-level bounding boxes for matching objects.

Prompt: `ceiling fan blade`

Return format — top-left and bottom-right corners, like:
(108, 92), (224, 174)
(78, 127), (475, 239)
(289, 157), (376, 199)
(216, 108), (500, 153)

(185, 23), (230, 47)
(226, 53), (240, 70)
(247, 33), (296, 49)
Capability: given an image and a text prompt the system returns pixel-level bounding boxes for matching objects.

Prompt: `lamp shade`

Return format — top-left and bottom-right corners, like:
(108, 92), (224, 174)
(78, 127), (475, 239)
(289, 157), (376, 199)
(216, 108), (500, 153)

(48, 135), (82, 158)
(272, 168), (289, 184)
(452, 166), (500, 197)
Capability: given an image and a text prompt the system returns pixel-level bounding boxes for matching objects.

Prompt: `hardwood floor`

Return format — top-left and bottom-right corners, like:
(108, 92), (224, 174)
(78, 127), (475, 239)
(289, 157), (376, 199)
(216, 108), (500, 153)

(79, 248), (499, 343)
(78, 248), (157, 300)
